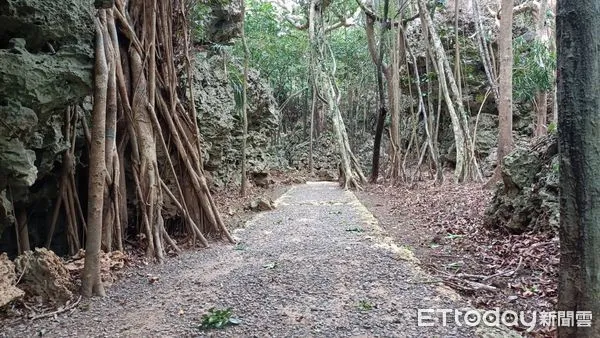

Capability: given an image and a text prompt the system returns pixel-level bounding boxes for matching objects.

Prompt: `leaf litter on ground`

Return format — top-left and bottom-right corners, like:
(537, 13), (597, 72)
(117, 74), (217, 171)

(359, 173), (559, 337)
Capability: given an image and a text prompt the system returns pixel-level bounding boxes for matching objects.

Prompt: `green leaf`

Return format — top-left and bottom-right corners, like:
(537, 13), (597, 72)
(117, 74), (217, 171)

(263, 262), (277, 269)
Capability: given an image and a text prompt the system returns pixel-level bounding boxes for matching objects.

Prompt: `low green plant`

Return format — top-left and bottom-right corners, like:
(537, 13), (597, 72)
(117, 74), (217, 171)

(445, 234), (464, 240)
(234, 242), (247, 251)
(199, 308), (241, 329)
(547, 122), (557, 134)
(263, 261), (278, 269)
(357, 300), (374, 311)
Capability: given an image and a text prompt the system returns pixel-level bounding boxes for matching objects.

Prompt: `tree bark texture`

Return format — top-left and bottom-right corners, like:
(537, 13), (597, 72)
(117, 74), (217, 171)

(557, 0), (600, 336)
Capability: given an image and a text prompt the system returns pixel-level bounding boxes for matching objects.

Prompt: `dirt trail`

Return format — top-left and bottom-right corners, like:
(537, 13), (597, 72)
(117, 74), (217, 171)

(2, 182), (509, 337)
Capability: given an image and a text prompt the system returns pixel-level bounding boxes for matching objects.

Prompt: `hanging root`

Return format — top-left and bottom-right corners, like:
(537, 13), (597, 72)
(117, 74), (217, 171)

(79, 1), (234, 264)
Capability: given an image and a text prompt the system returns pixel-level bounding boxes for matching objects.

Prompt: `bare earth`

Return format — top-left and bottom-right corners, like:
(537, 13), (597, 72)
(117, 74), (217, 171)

(2, 182), (514, 337)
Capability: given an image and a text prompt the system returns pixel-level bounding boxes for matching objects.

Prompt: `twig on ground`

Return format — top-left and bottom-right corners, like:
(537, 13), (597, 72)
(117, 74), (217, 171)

(482, 257), (523, 282)
(31, 296), (82, 320)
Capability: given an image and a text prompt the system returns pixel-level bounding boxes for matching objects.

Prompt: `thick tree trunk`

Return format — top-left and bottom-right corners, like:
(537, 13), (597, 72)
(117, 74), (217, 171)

(557, 1), (600, 336)
(81, 0), (233, 289)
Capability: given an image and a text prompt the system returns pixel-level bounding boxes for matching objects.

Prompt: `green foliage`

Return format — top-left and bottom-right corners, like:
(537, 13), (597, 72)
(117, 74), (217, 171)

(357, 300), (374, 311)
(199, 308), (241, 329)
(329, 28), (376, 95)
(236, 0), (309, 98)
(547, 122), (557, 135)
(552, 160), (559, 174)
(263, 261), (278, 269)
(513, 37), (556, 102)
(191, 1), (215, 43)
(234, 242), (247, 251)
(228, 63), (244, 110)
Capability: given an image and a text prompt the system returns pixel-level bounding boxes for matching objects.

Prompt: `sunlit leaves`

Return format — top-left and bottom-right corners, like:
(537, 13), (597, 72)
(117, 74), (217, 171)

(513, 37), (556, 102)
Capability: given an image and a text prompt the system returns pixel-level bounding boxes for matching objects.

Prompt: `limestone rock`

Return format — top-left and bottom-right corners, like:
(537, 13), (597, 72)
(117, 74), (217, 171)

(502, 147), (542, 191)
(485, 135), (558, 232)
(317, 169), (337, 181)
(249, 197), (274, 211)
(0, 253), (24, 307)
(0, 191), (14, 239)
(251, 171), (271, 188)
(14, 248), (75, 305)
(192, 53), (279, 188)
(473, 113), (498, 157)
(206, 0), (243, 44)
(0, 0), (94, 238)
(0, 0), (94, 53)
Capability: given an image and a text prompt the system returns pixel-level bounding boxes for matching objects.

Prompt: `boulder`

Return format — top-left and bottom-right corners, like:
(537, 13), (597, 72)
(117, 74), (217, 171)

(317, 169), (337, 181)
(485, 135), (558, 232)
(14, 248), (75, 305)
(0, 252), (24, 307)
(502, 147), (542, 192)
(249, 197), (274, 211)
(251, 171), (271, 188)
(0, 0), (94, 53)
(472, 113), (498, 157)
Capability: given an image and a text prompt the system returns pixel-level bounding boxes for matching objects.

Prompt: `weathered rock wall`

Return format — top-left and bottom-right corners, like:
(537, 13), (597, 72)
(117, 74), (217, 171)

(192, 52), (280, 189)
(0, 0), (279, 248)
(0, 0), (94, 240)
(485, 134), (558, 233)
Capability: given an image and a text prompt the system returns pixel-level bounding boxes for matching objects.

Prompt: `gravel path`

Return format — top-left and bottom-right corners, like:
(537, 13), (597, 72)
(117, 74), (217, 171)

(2, 182), (482, 337)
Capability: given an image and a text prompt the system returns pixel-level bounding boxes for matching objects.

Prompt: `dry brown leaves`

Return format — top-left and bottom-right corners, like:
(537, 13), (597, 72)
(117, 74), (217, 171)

(64, 250), (129, 288)
(364, 174), (559, 337)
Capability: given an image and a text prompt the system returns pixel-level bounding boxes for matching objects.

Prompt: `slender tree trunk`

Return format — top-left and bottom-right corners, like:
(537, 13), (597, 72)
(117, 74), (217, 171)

(82, 15), (108, 298)
(308, 0), (318, 175)
(472, 0), (499, 102)
(240, 0), (249, 196)
(419, 0), (481, 182)
(534, 0), (549, 137)
(389, 26), (402, 182)
(364, 8), (389, 183)
(488, 0), (514, 186)
(309, 84), (316, 173)
(454, 0), (462, 97)
(102, 9), (118, 252)
(534, 92), (548, 136)
(309, 0), (365, 189)
(557, 1), (600, 336)
(16, 206), (30, 254)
